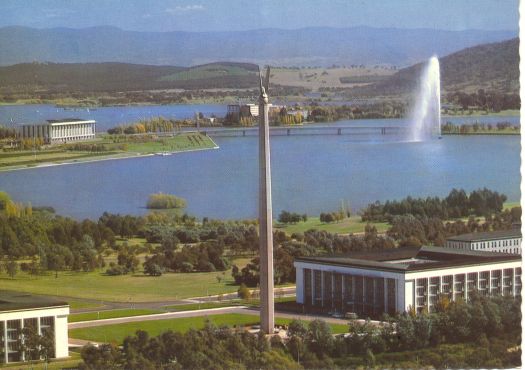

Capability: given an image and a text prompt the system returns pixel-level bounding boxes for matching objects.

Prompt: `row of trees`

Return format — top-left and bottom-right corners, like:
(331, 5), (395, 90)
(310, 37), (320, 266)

(445, 90), (520, 112)
(278, 211), (307, 224)
(361, 188), (508, 222)
(441, 121), (519, 134)
(79, 294), (520, 369)
(319, 211), (345, 223)
(143, 240), (230, 275)
(107, 117), (180, 134)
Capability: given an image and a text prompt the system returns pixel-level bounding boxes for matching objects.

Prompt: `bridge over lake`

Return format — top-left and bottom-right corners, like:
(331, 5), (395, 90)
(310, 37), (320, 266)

(201, 125), (410, 137)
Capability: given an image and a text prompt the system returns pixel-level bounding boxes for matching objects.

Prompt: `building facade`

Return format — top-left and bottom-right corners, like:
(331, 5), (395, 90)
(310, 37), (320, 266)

(18, 119), (96, 144)
(295, 247), (521, 317)
(445, 229), (522, 254)
(0, 292), (69, 365)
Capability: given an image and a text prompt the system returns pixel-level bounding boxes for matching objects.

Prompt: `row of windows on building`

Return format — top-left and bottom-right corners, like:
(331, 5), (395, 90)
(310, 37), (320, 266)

(303, 269), (398, 317)
(447, 238), (521, 251)
(301, 267), (522, 317)
(0, 317), (54, 363)
(414, 267), (521, 313)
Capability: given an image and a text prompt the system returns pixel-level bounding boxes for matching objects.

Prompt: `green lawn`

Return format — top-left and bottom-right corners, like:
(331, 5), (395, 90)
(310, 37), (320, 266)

(69, 308), (163, 323)
(503, 201), (520, 210)
(69, 313), (348, 343)
(67, 298), (105, 310)
(121, 133), (217, 153)
(275, 216), (389, 235)
(0, 268), (239, 302)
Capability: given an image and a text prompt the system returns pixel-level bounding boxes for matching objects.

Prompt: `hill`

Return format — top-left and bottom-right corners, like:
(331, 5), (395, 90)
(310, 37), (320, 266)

(0, 62), (259, 92)
(0, 26), (516, 67)
(353, 38), (519, 96)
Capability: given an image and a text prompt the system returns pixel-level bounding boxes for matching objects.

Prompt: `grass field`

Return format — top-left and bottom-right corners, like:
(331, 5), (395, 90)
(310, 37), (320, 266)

(69, 308), (163, 323)
(503, 202), (520, 210)
(0, 268), (239, 302)
(275, 216), (389, 235)
(69, 313), (349, 343)
(117, 133), (217, 153)
(271, 67), (395, 90)
(67, 298), (105, 310)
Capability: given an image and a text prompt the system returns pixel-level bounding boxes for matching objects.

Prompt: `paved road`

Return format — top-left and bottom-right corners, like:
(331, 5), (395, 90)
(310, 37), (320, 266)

(68, 286), (296, 313)
(68, 306), (350, 330)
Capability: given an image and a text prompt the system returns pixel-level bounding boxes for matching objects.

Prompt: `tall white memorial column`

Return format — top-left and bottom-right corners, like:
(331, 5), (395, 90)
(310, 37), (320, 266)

(258, 67), (274, 334)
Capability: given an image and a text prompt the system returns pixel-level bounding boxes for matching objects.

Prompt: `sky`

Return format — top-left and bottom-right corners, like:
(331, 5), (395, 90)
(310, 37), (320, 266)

(0, 0), (519, 32)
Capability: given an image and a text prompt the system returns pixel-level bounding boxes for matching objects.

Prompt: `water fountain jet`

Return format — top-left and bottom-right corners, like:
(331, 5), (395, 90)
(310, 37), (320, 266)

(410, 56), (441, 141)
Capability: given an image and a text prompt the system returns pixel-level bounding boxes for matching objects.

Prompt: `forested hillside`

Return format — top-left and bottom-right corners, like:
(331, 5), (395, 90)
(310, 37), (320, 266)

(354, 38), (519, 96)
(0, 62), (259, 92)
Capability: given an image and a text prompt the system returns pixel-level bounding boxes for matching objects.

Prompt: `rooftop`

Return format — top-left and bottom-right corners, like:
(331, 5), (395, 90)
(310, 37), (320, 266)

(295, 246), (521, 273)
(46, 118), (95, 124)
(446, 229), (522, 242)
(0, 291), (68, 312)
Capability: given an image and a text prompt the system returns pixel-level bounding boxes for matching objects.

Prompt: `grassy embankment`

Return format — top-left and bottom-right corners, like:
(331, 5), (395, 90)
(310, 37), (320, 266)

(442, 127), (519, 135)
(68, 313), (349, 343)
(0, 132), (217, 171)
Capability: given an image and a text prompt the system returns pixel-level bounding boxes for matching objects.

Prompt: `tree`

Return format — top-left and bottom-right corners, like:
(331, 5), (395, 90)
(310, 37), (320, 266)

(307, 319), (333, 357)
(4, 259), (18, 279)
(143, 257), (163, 276)
(237, 283), (251, 300)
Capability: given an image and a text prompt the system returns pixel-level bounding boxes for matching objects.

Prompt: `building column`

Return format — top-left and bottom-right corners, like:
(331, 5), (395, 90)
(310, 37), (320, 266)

(20, 319), (24, 362)
(500, 269), (503, 296)
(383, 278), (388, 313)
(3, 321), (7, 364)
(311, 270), (315, 306)
(452, 275), (456, 301)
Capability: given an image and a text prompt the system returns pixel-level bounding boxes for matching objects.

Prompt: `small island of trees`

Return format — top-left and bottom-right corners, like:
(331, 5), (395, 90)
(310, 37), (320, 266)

(146, 193), (187, 210)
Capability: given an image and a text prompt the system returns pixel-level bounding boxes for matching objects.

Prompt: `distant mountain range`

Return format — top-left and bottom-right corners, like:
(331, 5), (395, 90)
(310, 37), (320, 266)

(0, 38), (518, 97)
(0, 25), (517, 67)
(355, 38), (519, 96)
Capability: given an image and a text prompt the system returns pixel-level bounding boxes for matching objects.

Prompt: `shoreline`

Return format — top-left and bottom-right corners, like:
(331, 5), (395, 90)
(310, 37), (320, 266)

(0, 141), (219, 173)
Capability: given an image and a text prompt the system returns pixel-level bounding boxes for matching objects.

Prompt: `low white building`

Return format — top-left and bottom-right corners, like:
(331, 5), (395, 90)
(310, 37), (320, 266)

(18, 119), (96, 144)
(445, 229), (522, 254)
(0, 291), (69, 364)
(294, 246), (521, 317)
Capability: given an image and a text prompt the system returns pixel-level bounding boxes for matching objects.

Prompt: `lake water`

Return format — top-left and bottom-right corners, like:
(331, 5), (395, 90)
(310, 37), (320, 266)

(0, 105), (520, 220)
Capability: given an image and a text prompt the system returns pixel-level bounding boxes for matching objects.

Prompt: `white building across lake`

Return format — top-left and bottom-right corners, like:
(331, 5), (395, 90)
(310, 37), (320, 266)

(18, 119), (96, 144)
(294, 246), (521, 317)
(0, 291), (69, 365)
(445, 229), (522, 254)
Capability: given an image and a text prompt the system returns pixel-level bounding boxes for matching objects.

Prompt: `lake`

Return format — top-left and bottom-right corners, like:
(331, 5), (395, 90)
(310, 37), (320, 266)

(0, 105), (520, 220)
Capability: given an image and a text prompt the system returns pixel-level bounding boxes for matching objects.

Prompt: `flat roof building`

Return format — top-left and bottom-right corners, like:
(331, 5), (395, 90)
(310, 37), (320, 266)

(445, 229), (521, 255)
(0, 291), (69, 365)
(18, 119), (96, 144)
(295, 246), (521, 317)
